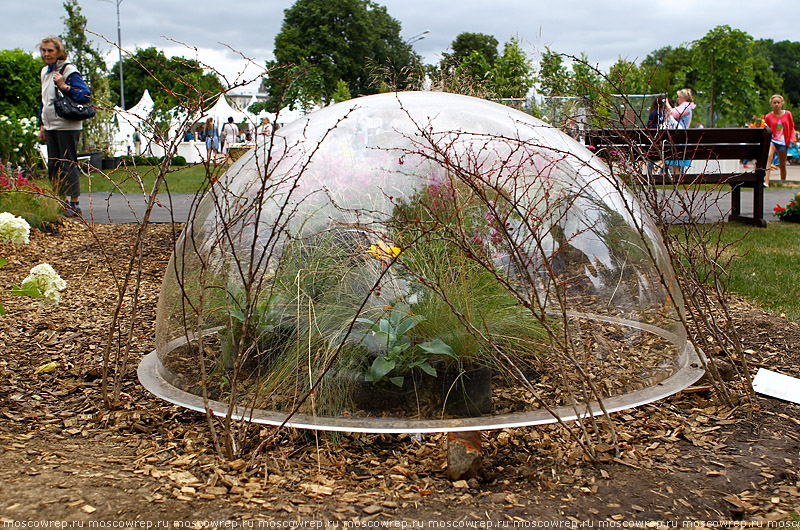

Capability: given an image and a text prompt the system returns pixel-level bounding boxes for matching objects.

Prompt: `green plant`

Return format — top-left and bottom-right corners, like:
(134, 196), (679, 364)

(0, 212), (66, 314)
(774, 191), (800, 222)
(218, 291), (291, 373)
(0, 114), (39, 168)
(356, 302), (456, 387)
(171, 155), (187, 166)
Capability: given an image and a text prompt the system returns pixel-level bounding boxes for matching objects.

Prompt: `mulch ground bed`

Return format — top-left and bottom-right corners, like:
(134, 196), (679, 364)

(0, 220), (798, 524)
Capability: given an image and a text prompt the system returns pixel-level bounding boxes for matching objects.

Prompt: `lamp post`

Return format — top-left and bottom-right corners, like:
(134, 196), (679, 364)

(405, 30), (430, 46)
(100, 0), (125, 109)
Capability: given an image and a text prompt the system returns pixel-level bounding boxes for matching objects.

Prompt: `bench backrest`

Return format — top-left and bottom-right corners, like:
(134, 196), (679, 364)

(585, 127), (771, 179)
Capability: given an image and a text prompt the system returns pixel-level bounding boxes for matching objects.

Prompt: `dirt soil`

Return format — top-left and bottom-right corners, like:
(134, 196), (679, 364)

(1, 221), (799, 525)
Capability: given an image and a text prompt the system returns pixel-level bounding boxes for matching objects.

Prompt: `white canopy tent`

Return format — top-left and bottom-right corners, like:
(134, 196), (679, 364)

(198, 94), (258, 130)
(111, 90), (155, 156)
(107, 91), (312, 162)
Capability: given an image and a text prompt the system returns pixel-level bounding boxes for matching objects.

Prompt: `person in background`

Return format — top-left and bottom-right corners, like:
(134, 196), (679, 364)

(665, 89), (695, 130)
(204, 118), (218, 163)
(647, 95), (667, 129)
(37, 35), (91, 217)
(259, 117), (272, 139)
(220, 116), (238, 165)
(764, 94), (796, 186)
(664, 89), (697, 176)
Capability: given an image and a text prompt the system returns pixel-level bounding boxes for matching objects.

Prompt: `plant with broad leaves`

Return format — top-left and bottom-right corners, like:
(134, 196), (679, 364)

(356, 302), (456, 388)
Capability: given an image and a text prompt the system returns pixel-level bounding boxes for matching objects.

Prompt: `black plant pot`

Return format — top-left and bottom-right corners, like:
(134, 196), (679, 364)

(439, 364), (493, 417)
(77, 151), (103, 172)
(101, 157), (120, 170)
(343, 369), (423, 413)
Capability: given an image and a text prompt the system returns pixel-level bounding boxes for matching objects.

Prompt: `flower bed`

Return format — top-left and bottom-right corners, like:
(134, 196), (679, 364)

(774, 192), (800, 223)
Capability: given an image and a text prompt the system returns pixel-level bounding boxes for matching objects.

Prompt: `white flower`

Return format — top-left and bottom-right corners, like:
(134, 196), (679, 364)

(0, 212), (31, 244)
(21, 263), (67, 306)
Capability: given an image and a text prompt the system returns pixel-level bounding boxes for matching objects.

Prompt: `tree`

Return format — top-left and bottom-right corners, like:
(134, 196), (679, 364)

(751, 39), (785, 110)
(107, 47), (222, 111)
(0, 49), (43, 118)
(491, 37), (533, 99)
(264, 0), (417, 110)
(537, 47), (571, 97)
(760, 39), (800, 109)
(441, 32), (499, 73)
(454, 50), (492, 86)
(640, 45), (695, 96)
(330, 79), (352, 103)
(692, 25), (758, 127)
(60, 0), (111, 151)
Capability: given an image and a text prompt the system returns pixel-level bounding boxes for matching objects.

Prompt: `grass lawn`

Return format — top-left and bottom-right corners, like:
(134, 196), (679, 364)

(718, 221), (800, 322)
(81, 163), (225, 194)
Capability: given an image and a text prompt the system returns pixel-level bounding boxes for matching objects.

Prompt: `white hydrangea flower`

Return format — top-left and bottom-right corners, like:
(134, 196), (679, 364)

(0, 212), (31, 244)
(21, 263), (67, 306)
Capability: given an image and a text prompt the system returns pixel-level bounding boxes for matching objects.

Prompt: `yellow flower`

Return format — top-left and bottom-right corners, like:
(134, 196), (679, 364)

(367, 241), (401, 262)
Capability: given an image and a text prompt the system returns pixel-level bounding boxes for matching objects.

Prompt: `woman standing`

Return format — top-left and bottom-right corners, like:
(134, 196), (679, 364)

(665, 88), (696, 130)
(38, 35), (91, 217)
(203, 118), (219, 164)
(764, 94), (796, 186)
(664, 89), (697, 176)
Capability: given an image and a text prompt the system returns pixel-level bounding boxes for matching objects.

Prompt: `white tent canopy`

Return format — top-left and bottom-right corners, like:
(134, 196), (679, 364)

(111, 90), (155, 156)
(197, 94), (257, 129)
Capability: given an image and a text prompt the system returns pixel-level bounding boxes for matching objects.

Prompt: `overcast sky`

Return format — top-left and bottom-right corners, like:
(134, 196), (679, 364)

(3, 0), (797, 93)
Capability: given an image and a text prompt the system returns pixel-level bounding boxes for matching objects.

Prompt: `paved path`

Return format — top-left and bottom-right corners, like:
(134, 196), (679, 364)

(82, 164), (800, 225)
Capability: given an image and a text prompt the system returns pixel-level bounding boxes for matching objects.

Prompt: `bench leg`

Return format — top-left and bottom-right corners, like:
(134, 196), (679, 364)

(752, 181), (765, 223)
(730, 184), (742, 217)
(728, 183), (767, 227)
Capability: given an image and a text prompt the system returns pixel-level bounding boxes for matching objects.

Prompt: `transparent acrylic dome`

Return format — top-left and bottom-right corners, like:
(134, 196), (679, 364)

(140, 92), (702, 433)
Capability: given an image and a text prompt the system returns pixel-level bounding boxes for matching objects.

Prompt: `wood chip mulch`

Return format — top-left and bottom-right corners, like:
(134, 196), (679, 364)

(0, 220), (798, 523)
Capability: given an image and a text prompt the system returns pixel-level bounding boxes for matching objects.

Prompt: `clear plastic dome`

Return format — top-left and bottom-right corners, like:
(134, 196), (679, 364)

(140, 92), (702, 433)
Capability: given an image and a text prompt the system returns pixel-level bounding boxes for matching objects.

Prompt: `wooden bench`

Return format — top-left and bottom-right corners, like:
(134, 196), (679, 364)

(584, 128), (772, 227)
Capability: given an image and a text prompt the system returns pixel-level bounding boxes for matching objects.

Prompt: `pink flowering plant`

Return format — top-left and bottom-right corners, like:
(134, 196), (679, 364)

(0, 165), (61, 227)
(774, 191), (800, 223)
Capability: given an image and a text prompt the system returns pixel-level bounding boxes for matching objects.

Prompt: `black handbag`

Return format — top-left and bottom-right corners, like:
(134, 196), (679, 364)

(53, 65), (95, 121)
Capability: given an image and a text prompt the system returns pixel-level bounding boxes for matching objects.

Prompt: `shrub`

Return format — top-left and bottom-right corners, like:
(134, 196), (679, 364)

(0, 166), (61, 228)
(171, 155), (187, 166)
(146, 156), (160, 166)
(0, 114), (39, 169)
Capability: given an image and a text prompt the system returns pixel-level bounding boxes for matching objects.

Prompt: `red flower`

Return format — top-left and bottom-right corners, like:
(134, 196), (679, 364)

(774, 205), (785, 213)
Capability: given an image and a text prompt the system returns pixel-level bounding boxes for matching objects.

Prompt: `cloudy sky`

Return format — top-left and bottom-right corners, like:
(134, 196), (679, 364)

(3, 0), (797, 93)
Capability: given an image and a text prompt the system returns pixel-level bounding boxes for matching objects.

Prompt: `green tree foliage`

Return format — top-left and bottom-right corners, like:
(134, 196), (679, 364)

(441, 32), (499, 73)
(751, 39), (785, 110)
(492, 37), (533, 99)
(691, 25), (758, 127)
(537, 47), (570, 97)
(0, 49), (43, 118)
(60, 0), (107, 94)
(330, 79), (352, 103)
(759, 39), (800, 109)
(454, 50), (492, 85)
(60, 0), (112, 151)
(247, 101), (271, 115)
(605, 57), (648, 95)
(640, 45), (695, 95)
(107, 47), (222, 111)
(264, 0), (417, 110)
